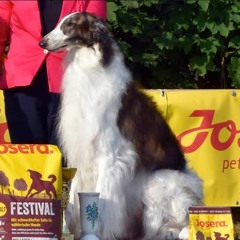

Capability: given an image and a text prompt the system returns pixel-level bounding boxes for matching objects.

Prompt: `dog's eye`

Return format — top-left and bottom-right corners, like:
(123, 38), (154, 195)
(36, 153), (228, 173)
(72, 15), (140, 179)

(66, 21), (74, 27)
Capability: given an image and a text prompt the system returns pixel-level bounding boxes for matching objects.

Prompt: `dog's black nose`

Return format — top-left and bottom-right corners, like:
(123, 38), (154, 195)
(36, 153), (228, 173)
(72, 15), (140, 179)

(39, 39), (47, 49)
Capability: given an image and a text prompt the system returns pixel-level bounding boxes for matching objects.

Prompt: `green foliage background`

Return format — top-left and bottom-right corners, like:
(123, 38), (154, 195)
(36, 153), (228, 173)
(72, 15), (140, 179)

(106, 0), (240, 89)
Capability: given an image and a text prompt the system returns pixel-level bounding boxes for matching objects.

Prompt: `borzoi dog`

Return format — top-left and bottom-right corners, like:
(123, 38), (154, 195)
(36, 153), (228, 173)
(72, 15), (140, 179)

(39, 12), (203, 239)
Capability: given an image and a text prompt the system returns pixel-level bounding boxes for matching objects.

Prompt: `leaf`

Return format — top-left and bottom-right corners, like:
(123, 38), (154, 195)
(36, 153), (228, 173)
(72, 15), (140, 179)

(142, 53), (159, 67)
(130, 25), (142, 35)
(107, 2), (119, 12)
(218, 23), (229, 37)
(189, 55), (208, 76)
(230, 57), (240, 73)
(141, 0), (160, 7)
(231, 14), (240, 24)
(198, 0), (210, 12)
(193, 15), (206, 31)
(205, 21), (214, 31)
(212, 23), (229, 37)
(199, 39), (219, 56)
(231, 4), (240, 13)
(177, 37), (193, 53)
(107, 2), (119, 23)
(176, 21), (189, 31)
(186, 0), (197, 4)
(228, 57), (240, 88)
(154, 38), (165, 50)
(121, 1), (139, 9)
(228, 36), (240, 49)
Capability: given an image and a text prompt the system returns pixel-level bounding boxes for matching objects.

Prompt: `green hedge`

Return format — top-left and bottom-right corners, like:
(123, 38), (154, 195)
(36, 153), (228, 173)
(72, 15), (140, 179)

(107, 0), (240, 89)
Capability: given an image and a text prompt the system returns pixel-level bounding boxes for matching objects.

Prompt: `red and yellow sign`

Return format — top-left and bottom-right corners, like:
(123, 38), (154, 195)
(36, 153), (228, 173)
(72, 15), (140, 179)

(145, 89), (240, 206)
(1, 89), (240, 206)
(0, 91), (10, 143)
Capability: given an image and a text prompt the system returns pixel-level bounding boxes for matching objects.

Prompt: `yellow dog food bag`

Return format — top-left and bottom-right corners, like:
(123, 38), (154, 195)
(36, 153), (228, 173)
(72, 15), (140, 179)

(0, 144), (62, 239)
(189, 207), (234, 240)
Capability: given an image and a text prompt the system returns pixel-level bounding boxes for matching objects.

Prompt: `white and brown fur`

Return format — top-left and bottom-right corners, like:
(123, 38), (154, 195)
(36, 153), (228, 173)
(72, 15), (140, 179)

(39, 12), (203, 240)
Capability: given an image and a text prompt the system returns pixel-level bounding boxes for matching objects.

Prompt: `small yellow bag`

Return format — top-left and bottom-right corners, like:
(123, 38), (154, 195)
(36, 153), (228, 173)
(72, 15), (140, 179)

(189, 207), (234, 240)
(0, 144), (62, 239)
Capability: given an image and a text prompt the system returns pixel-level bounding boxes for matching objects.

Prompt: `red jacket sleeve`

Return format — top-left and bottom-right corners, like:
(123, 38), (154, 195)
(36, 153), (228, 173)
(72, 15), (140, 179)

(83, 0), (107, 21)
(0, 1), (12, 60)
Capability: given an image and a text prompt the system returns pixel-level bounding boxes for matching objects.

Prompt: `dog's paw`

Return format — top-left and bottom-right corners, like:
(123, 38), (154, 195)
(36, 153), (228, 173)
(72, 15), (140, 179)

(156, 229), (179, 240)
(178, 226), (189, 240)
(166, 231), (178, 240)
(151, 228), (180, 240)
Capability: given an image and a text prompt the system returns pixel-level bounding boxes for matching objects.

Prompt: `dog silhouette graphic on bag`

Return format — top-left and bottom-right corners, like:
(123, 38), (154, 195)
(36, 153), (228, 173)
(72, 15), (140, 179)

(26, 169), (57, 199)
(214, 232), (230, 240)
(195, 230), (230, 240)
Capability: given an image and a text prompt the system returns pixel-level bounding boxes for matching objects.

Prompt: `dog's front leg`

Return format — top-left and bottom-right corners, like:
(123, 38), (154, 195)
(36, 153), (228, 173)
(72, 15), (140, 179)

(96, 147), (137, 240)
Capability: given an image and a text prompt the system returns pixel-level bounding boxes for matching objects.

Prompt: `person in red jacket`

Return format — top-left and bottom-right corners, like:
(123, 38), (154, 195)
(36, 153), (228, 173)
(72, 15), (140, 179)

(0, 1), (106, 148)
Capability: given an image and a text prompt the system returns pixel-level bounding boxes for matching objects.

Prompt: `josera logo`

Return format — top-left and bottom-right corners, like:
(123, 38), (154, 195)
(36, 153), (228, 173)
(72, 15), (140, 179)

(0, 108), (10, 143)
(0, 122), (9, 143)
(0, 144), (54, 154)
(177, 110), (240, 153)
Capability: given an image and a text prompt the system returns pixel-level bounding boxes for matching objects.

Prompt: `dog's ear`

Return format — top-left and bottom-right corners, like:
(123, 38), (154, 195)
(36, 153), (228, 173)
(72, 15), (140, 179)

(91, 21), (109, 44)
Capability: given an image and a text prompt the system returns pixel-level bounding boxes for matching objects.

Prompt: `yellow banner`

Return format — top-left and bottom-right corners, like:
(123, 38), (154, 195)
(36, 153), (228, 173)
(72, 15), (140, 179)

(146, 89), (240, 206)
(1, 90), (240, 206)
(0, 91), (10, 143)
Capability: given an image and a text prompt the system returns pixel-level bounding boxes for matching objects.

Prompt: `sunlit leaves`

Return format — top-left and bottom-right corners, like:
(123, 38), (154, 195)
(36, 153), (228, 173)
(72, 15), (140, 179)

(228, 57), (240, 88)
(198, 0), (210, 12)
(106, 2), (118, 23)
(107, 0), (240, 88)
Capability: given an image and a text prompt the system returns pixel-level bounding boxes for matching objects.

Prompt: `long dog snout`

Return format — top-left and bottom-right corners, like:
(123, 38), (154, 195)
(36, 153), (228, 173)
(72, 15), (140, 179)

(39, 38), (48, 49)
(39, 31), (68, 52)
